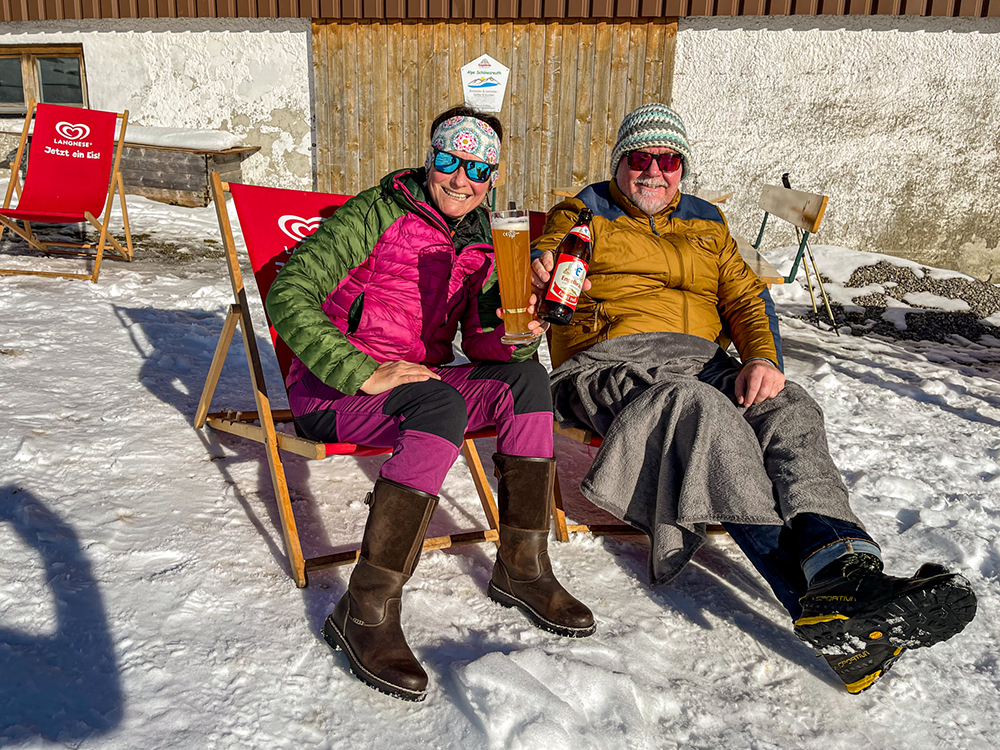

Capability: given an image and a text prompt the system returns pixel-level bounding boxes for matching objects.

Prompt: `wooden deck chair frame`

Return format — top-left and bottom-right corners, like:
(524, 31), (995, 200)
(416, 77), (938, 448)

(194, 173), (501, 588)
(550, 426), (645, 542)
(0, 100), (133, 283)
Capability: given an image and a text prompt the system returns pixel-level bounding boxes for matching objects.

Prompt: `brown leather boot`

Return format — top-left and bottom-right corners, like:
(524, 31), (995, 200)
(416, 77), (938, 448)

(322, 478), (437, 701)
(488, 453), (596, 637)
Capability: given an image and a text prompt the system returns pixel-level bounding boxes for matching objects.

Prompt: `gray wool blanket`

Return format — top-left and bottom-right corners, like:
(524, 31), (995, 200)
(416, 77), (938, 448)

(550, 332), (860, 585)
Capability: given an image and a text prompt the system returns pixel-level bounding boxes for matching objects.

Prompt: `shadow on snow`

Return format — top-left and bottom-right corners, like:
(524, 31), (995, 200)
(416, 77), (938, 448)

(0, 486), (123, 746)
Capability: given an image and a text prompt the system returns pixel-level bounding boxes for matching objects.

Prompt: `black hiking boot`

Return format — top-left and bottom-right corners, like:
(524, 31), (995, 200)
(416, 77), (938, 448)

(795, 555), (977, 657)
(822, 642), (906, 694)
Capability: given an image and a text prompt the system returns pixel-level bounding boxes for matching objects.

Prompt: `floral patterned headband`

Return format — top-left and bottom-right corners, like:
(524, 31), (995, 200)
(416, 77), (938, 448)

(425, 115), (502, 186)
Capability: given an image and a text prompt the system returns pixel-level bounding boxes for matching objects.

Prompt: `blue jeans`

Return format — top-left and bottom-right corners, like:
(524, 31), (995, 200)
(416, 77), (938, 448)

(723, 513), (882, 620)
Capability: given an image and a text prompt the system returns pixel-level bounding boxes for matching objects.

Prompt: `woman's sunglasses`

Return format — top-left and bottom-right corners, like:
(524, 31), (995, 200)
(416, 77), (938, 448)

(626, 150), (683, 173)
(433, 150), (495, 183)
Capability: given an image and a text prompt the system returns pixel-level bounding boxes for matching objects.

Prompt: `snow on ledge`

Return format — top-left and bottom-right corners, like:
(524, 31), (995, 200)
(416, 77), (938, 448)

(0, 119), (244, 151)
(124, 125), (244, 151)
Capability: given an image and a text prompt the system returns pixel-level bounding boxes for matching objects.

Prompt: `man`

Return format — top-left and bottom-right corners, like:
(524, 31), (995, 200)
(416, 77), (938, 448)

(531, 102), (977, 693)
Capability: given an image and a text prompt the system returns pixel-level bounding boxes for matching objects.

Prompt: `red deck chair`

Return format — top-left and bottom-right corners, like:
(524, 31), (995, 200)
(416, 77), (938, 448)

(0, 100), (133, 283)
(194, 173), (501, 587)
(529, 211), (724, 543)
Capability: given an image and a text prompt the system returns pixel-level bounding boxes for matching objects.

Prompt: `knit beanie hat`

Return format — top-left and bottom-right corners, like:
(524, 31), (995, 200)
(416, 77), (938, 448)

(609, 103), (692, 179)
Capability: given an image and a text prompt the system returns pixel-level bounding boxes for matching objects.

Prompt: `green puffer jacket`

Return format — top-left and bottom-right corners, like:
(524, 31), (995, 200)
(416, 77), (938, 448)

(534, 179), (782, 371)
(266, 168), (539, 396)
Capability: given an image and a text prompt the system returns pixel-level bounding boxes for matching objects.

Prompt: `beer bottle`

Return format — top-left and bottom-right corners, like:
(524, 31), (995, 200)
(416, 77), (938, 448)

(539, 208), (594, 325)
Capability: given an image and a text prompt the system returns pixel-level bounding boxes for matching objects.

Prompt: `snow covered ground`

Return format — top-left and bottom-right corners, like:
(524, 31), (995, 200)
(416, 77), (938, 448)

(1, 193), (999, 749)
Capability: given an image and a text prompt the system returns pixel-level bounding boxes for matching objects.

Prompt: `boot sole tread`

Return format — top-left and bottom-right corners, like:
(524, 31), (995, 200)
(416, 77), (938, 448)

(321, 617), (426, 702)
(796, 577), (977, 653)
(488, 581), (597, 638)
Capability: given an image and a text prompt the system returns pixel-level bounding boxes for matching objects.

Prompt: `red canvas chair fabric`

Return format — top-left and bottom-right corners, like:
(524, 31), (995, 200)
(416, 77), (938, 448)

(227, 181), (498, 456)
(229, 182), (350, 388)
(0, 101), (133, 282)
(195, 175), (501, 587)
(5, 103), (118, 221)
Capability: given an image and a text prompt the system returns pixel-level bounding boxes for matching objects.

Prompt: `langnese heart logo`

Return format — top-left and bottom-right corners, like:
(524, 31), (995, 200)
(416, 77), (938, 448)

(278, 215), (323, 242)
(55, 122), (91, 140)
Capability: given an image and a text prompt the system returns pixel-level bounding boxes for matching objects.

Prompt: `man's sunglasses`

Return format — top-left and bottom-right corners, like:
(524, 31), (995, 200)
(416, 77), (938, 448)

(433, 150), (495, 183)
(626, 150), (683, 173)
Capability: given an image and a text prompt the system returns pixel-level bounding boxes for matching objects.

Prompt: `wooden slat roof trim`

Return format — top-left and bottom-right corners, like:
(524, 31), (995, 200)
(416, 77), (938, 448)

(2, 0), (997, 19)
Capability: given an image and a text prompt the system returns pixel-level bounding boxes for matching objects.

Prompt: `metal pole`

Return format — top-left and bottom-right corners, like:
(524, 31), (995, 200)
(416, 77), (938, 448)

(799, 227), (819, 314)
(782, 173), (838, 335)
(806, 238), (839, 334)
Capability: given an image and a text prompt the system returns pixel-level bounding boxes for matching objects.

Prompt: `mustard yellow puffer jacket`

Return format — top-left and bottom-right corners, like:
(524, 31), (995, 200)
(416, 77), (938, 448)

(534, 180), (782, 370)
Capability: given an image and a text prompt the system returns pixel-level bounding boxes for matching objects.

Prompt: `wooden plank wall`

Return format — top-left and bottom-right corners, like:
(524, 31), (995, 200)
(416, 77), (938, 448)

(312, 18), (677, 209)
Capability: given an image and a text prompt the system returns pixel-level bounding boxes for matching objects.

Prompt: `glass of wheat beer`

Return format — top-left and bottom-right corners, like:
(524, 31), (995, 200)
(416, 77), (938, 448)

(489, 209), (535, 345)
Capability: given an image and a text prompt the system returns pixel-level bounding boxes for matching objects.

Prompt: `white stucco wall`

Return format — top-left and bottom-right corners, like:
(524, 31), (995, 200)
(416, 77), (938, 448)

(0, 18), (313, 190)
(674, 16), (1000, 280)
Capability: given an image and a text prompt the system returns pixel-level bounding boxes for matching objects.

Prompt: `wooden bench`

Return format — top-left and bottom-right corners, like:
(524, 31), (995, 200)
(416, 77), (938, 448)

(736, 238), (784, 287)
(120, 143), (259, 207)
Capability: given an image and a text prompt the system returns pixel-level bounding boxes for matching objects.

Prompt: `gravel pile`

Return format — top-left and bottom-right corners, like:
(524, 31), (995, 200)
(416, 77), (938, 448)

(802, 261), (1000, 345)
(846, 261), (1000, 318)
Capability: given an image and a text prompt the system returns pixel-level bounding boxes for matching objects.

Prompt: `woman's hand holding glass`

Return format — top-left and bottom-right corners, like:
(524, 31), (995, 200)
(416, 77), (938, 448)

(495, 290), (549, 341)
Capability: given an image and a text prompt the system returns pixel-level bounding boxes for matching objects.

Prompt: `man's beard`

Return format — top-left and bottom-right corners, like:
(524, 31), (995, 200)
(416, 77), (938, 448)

(629, 178), (673, 215)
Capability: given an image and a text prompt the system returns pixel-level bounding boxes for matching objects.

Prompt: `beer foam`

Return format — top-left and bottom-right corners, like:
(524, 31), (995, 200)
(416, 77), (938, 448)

(490, 216), (530, 231)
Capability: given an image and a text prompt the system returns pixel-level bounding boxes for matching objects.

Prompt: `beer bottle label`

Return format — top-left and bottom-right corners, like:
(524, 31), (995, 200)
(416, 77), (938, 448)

(568, 225), (592, 242)
(545, 254), (589, 307)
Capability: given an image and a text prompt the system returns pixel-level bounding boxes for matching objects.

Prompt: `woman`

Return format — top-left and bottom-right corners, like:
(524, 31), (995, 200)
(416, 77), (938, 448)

(266, 107), (594, 702)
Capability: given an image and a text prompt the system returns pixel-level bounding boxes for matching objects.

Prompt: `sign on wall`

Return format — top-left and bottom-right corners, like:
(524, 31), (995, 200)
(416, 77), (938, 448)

(461, 54), (509, 113)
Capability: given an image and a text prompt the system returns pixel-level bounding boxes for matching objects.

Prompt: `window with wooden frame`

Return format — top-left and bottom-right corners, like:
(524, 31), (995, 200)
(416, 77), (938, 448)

(0, 45), (88, 115)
